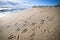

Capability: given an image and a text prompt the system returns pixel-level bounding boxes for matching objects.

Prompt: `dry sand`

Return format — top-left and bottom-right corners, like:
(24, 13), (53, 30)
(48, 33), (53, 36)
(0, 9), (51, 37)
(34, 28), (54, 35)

(0, 7), (60, 40)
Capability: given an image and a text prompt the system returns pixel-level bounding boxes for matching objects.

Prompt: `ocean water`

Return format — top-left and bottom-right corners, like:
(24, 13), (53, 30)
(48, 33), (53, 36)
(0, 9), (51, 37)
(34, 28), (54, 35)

(0, 1), (32, 14)
(0, 6), (31, 17)
(0, 7), (26, 13)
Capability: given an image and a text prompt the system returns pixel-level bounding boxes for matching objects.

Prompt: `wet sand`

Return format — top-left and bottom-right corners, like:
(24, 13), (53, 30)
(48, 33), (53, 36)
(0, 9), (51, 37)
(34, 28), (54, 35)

(0, 7), (60, 40)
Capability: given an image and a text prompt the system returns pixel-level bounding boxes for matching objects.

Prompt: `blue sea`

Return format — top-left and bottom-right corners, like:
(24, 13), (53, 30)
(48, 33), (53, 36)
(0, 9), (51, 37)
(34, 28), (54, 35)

(0, 7), (28, 13)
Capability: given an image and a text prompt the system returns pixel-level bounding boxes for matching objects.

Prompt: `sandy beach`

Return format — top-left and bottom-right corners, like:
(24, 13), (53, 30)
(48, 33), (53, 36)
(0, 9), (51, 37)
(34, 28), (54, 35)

(0, 7), (60, 40)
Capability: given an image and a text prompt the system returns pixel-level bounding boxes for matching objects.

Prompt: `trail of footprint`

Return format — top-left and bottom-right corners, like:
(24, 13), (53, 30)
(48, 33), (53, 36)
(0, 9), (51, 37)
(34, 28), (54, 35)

(8, 33), (16, 40)
(16, 27), (20, 31)
(46, 16), (54, 21)
(30, 32), (35, 37)
(32, 19), (45, 31)
(14, 23), (18, 26)
(7, 25), (11, 28)
(8, 34), (14, 39)
(31, 22), (36, 26)
(17, 35), (19, 40)
(21, 28), (27, 33)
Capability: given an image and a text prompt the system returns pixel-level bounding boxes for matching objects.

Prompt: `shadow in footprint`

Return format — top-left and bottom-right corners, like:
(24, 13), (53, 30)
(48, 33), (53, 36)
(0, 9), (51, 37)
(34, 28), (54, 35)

(21, 29), (27, 33)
